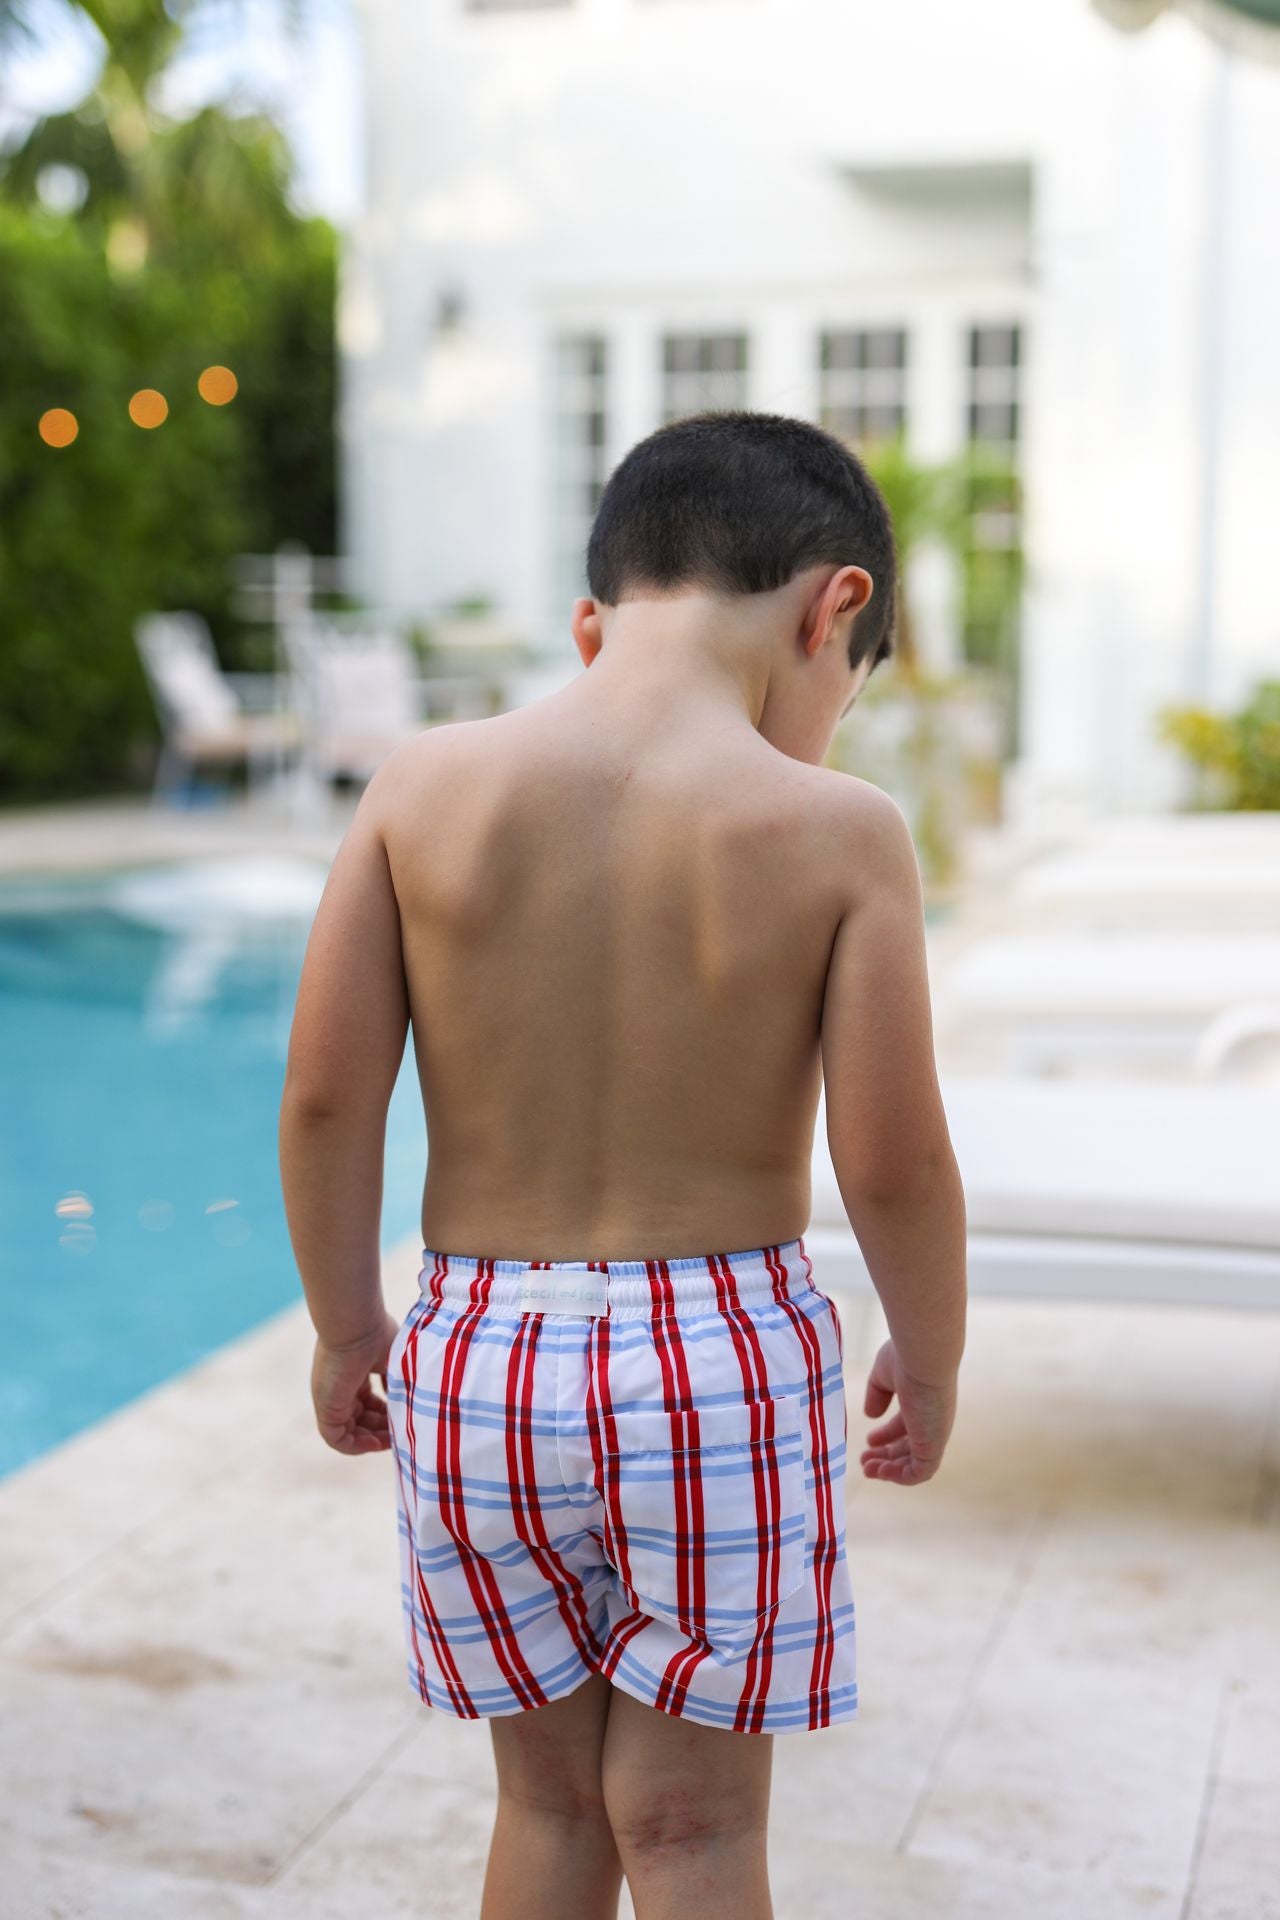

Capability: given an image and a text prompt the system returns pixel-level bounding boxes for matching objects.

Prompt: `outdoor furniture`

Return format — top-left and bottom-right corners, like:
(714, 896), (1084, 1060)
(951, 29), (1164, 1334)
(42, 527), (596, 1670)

(284, 624), (426, 796)
(807, 1073), (1280, 1310)
(935, 930), (1280, 1075)
(414, 670), (497, 721)
(135, 612), (302, 806)
(1009, 814), (1280, 930)
(944, 933), (1280, 1018)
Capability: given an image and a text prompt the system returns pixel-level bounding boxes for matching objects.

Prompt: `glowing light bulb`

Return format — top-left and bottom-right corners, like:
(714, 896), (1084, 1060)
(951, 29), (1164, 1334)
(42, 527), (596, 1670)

(39, 409), (79, 448)
(197, 366), (238, 406)
(129, 389), (168, 429)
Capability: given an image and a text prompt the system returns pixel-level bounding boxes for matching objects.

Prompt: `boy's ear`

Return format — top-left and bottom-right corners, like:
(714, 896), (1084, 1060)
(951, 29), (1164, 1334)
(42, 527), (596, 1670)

(801, 566), (874, 658)
(571, 597), (605, 667)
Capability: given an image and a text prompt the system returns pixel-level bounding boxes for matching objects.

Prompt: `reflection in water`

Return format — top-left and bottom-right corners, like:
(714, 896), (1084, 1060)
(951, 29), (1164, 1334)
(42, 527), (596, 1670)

(0, 860), (426, 1476)
(108, 858), (328, 1039)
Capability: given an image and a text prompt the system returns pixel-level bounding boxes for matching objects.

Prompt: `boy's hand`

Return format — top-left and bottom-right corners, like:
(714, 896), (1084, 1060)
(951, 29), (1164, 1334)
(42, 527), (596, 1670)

(860, 1339), (956, 1486)
(310, 1310), (401, 1456)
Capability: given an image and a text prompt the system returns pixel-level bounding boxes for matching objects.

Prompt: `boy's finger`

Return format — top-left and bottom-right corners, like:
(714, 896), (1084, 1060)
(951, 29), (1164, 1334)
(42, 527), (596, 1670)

(865, 1412), (906, 1446)
(864, 1379), (895, 1417)
(865, 1455), (926, 1485)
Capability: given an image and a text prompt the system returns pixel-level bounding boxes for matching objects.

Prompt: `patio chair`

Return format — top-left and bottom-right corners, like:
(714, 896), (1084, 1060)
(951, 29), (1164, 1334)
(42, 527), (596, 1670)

(935, 930), (1280, 1075)
(286, 623), (425, 793)
(135, 612), (302, 806)
(805, 1073), (1280, 1311)
(1010, 814), (1280, 931)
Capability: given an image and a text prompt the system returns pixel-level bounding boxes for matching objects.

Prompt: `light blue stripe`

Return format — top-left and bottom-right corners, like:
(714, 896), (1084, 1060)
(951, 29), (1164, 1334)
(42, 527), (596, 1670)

(385, 1359), (846, 1422)
(401, 1644), (859, 1731)
(397, 1292), (831, 1349)
(400, 1576), (856, 1646)
(596, 1517), (806, 1560)
(397, 1510), (849, 1591)
(401, 1576), (611, 1638)
(397, 1433), (848, 1509)
(404, 1645), (598, 1712)
(605, 1641), (859, 1731)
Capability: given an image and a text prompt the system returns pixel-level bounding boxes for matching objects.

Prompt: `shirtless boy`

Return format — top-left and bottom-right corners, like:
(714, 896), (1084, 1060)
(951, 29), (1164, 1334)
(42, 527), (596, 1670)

(278, 409), (968, 1920)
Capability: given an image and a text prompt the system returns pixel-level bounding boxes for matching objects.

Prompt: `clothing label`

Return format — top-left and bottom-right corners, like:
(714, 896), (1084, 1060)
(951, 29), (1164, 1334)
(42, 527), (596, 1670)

(518, 1271), (611, 1317)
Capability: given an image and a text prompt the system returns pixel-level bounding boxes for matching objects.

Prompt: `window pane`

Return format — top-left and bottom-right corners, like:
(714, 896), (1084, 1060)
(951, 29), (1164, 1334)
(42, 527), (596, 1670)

(465, 0), (573, 12)
(818, 327), (909, 441)
(660, 332), (748, 421)
(552, 331), (609, 612)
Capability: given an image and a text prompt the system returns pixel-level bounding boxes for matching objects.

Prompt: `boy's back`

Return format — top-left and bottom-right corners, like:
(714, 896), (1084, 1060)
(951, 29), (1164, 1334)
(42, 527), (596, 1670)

(279, 410), (967, 1920)
(381, 697), (876, 1262)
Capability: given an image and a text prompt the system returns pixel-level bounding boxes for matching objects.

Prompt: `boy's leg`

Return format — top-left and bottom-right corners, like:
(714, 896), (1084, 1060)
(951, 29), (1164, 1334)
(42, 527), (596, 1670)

(480, 1671), (625, 1920)
(601, 1685), (775, 1920)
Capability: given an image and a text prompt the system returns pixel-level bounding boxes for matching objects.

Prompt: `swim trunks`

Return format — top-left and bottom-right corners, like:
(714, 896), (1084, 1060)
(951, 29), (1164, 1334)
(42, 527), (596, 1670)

(385, 1234), (857, 1734)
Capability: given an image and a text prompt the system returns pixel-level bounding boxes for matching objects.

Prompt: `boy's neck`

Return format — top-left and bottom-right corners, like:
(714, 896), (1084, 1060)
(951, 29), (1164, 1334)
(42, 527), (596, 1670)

(572, 595), (777, 733)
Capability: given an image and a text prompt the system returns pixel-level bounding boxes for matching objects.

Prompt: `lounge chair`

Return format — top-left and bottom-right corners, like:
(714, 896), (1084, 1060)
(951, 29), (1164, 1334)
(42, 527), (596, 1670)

(282, 624), (426, 804)
(933, 929), (1280, 1077)
(806, 1073), (1280, 1310)
(135, 612), (302, 806)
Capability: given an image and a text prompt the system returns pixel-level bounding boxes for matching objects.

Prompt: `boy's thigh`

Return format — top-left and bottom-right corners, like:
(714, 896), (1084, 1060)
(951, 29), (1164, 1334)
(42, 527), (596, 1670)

(601, 1684), (774, 1849)
(488, 1671), (615, 1816)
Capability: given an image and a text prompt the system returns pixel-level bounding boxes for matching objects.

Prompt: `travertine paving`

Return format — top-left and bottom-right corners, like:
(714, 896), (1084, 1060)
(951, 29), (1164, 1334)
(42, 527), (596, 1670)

(3, 1235), (1278, 1919)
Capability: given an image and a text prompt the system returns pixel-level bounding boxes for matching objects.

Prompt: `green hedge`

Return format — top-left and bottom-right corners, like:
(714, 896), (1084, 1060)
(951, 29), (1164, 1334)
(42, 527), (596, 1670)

(0, 202), (335, 801)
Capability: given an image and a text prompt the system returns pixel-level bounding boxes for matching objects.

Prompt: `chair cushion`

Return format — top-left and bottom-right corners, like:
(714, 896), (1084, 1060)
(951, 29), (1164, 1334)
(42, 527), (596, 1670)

(810, 1075), (1280, 1252)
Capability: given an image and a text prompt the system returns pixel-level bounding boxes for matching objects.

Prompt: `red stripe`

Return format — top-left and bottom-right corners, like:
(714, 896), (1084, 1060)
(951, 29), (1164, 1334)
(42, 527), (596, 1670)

(778, 1245), (840, 1728)
(704, 1250), (787, 1732)
(587, 1316), (632, 1588)
(398, 1269), (470, 1712)
(587, 1315), (658, 1683)
(645, 1261), (716, 1714)
(435, 1263), (548, 1711)
(504, 1314), (607, 1670)
(390, 1296), (434, 1704)
(651, 1268), (702, 1636)
(398, 1270), (476, 1715)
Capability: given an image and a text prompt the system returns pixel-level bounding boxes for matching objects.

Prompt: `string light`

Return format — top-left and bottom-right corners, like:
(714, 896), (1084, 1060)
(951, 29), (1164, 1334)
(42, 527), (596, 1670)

(197, 365), (238, 406)
(38, 408), (79, 447)
(39, 367), (238, 443)
(128, 388), (169, 428)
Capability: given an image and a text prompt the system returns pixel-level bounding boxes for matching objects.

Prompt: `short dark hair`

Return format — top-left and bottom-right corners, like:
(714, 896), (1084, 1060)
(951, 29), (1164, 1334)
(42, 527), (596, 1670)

(585, 409), (898, 674)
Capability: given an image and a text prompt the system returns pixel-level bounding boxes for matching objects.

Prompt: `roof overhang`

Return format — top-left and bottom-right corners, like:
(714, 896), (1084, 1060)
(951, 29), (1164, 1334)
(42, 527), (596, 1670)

(1092, 0), (1280, 64)
(836, 157), (1032, 204)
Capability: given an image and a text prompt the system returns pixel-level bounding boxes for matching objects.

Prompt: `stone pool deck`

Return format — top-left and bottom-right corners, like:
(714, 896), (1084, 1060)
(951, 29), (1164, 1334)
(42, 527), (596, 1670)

(4, 1233), (1279, 1920)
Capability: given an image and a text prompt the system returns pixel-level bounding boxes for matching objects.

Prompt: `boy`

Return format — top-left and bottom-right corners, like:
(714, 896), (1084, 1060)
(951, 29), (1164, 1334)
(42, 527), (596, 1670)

(278, 410), (968, 1920)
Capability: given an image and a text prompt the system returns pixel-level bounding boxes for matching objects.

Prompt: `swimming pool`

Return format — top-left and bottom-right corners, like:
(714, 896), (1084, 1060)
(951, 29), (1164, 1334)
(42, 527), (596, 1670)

(0, 858), (426, 1478)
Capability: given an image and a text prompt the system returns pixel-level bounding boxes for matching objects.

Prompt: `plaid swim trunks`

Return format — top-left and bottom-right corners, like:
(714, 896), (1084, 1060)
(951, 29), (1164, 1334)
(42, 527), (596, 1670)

(385, 1234), (857, 1735)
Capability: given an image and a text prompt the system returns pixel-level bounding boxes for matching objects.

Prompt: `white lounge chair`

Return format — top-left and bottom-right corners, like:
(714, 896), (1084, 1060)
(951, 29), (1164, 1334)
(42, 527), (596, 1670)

(943, 934), (1280, 1019)
(135, 612), (302, 806)
(1010, 815), (1280, 930)
(806, 1074), (1280, 1310)
(286, 624), (425, 793)
(934, 930), (1280, 1075)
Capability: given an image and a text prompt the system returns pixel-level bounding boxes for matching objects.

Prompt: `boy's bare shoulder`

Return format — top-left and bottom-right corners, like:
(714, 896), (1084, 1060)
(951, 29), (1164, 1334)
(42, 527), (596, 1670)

(355, 719), (496, 817)
(811, 767), (920, 903)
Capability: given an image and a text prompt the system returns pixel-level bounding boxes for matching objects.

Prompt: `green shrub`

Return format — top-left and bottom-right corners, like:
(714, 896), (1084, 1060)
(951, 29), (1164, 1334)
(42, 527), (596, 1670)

(1156, 678), (1280, 811)
(0, 200), (336, 800)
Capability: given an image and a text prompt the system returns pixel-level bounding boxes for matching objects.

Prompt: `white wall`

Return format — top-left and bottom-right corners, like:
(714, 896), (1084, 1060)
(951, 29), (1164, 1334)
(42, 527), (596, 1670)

(340, 0), (1280, 821)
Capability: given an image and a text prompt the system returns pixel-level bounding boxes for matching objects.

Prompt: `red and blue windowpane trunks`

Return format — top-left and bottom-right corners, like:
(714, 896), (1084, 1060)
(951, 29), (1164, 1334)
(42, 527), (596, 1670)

(385, 1235), (857, 1735)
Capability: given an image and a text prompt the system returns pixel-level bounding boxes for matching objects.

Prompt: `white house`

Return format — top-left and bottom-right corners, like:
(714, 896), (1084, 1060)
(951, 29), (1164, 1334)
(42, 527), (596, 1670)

(339, 0), (1280, 828)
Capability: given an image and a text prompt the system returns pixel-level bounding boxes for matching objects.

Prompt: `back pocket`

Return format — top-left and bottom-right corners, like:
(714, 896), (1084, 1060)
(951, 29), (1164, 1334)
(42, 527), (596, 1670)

(601, 1393), (807, 1656)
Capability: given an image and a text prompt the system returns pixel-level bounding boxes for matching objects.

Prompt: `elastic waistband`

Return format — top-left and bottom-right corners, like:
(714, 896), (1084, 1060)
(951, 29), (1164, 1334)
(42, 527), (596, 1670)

(416, 1236), (816, 1320)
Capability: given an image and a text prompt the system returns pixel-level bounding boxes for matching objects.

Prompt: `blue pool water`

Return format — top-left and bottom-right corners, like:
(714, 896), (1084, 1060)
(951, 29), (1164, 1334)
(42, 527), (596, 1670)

(0, 859), (427, 1478)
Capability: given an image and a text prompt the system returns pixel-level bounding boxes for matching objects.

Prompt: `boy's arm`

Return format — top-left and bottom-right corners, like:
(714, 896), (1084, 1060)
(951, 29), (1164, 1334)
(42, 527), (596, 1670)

(820, 785), (968, 1481)
(278, 761), (411, 1452)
